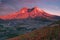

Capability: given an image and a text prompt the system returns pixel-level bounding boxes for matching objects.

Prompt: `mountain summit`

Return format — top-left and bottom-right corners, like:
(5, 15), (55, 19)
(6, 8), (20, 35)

(0, 7), (60, 20)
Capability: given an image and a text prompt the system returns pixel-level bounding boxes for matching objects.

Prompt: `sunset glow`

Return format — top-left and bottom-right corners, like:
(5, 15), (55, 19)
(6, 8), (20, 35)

(0, 0), (60, 16)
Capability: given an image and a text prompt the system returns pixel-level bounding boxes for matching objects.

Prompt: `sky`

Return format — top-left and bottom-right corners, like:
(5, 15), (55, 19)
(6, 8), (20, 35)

(0, 0), (60, 16)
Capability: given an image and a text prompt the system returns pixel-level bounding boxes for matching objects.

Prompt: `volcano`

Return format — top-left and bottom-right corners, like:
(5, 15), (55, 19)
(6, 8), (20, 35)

(0, 7), (54, 20)
(0, 7), (60, 20)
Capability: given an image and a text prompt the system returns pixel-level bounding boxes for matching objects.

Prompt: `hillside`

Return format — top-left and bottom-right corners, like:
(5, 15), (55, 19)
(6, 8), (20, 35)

(7, 20), (60, 40)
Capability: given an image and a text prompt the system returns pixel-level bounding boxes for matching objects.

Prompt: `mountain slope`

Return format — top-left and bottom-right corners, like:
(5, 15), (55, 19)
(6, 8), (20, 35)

(7, 20), (60, 40)
(0, 7), (59, 20)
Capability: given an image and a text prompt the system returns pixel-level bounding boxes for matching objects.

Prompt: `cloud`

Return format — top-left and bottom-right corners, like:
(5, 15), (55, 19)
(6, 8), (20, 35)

(43, 5), (60, 16)
(0, 0), (60, 16)
(0, 0), (20, 15)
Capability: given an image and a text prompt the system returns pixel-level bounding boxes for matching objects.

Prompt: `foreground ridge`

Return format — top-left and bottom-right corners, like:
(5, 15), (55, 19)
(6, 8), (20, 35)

(7, 20), (60, 40)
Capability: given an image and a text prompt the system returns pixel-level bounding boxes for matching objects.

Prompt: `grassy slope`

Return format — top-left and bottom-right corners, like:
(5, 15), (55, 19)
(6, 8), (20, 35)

(7, 20), (60, 40)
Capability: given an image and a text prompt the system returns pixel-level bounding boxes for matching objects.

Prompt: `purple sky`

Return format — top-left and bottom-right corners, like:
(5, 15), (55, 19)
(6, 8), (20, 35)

(0, 0), (60, 16)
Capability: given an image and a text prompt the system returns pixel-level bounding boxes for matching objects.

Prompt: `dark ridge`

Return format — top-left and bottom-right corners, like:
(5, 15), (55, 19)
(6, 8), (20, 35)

(0, 19), (5, 23)
(27, 8), (35, 12)
(53, 16), (60, 20)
